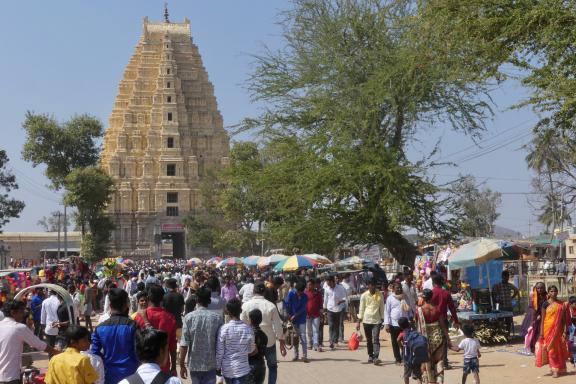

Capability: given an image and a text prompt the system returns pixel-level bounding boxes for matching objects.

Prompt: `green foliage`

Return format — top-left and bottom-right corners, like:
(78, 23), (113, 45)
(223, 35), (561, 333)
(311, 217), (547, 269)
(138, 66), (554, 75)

(64, 167), (115, 261)
(22, 112), (103, 189)
(64, 167), (115, 228)
(241, 0), (494, 264)
(450, 176), (501, 237)
(0, 150), (25, 231)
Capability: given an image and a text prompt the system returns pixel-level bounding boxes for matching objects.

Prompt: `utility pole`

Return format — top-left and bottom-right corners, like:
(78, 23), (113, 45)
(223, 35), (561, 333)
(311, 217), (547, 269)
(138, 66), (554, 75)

(63, 203), (68, 259)
(57, 211), (61, 260)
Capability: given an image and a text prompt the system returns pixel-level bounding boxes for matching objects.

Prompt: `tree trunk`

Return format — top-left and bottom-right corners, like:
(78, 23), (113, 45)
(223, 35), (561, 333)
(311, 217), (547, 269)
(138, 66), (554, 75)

(381, 231), (418, 268)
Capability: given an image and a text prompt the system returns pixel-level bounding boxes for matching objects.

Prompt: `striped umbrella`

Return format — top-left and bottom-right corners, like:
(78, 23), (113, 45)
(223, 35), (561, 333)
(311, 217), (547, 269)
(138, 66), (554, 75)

(257, 254), (289, 268)
(243, 255), (261, 267)
(273, 255), (317, 272)
(217, 257), (244, 268)
(303, 253), (332, 265)
(186, 257), (203, 266)
(205, 257), (222, 266)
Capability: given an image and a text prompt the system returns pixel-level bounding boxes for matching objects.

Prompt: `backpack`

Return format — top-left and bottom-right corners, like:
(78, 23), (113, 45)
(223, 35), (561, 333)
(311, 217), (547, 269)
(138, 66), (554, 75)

(404, 330), (429, 366)
(125, 370), (172, 384)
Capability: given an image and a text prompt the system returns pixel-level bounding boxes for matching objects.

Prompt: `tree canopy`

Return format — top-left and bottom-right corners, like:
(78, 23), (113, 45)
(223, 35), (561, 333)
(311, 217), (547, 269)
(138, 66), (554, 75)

(0, 150), (25, 232)
(22, 112), (103, 189)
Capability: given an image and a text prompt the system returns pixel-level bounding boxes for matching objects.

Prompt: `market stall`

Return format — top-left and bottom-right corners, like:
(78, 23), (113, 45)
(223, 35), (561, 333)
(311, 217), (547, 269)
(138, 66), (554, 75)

(449, 239), (520, 343)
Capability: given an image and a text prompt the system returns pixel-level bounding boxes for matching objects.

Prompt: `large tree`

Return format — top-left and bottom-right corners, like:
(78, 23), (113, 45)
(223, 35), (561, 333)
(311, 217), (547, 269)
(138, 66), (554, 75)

(242, 0), (495, 264)
(450, 176), (501, 237)
(0, 150), (25, 231)
(64, 167), (115, 261)
(22, 112), (103, 189)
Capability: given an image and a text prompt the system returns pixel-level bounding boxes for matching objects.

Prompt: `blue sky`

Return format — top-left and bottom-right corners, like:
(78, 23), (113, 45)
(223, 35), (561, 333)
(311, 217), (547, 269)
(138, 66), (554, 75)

(0, 1), (542, 235)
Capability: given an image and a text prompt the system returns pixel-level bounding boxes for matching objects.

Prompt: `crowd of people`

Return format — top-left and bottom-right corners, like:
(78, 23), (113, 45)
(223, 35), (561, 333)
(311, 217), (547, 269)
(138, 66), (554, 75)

(0, 257), (529, 384)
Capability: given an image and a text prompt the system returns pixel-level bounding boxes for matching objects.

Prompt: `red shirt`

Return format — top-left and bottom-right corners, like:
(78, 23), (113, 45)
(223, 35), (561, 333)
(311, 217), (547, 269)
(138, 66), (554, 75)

(305, 289), (323, 318)
(135, 306), (177, 372)
(431, 286), (459, 323)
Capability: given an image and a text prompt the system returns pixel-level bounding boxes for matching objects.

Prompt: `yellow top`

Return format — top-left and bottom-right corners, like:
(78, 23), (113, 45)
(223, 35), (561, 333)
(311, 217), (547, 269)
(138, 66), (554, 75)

(358, 290), (385, 325)
(45, 347), (99, 384)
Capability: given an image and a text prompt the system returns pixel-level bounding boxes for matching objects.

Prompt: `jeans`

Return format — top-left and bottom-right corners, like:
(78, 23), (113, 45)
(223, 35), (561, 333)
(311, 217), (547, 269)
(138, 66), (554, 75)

(306, 317), (320, 349)
(293, 323), (308, 358)
(327, 310), (342, 345)
(45, 334), (57, 348)
(263, 345), (278, 384)
(390, 325), (402, 363)
(190, 370), (217, 384)
(363, 323), (381, 359)
(225, 375), (249, 384)
(319, 315), (324, 345)
(33, 320), (42, 339)
(339, 308), (346, 341)
(250, 359), (266, 384)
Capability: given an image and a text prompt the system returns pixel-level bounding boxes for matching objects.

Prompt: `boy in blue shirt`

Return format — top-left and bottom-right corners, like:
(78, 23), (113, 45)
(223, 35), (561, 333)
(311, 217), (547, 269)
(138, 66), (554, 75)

(286, 280), (309, 362)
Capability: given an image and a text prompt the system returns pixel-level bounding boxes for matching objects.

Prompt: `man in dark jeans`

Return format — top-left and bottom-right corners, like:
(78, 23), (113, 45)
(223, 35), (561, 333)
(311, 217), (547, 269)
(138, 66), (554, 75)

(384, 282), (412, 364)
(356, 279), (385, 364)
(323, 275), (347, 349)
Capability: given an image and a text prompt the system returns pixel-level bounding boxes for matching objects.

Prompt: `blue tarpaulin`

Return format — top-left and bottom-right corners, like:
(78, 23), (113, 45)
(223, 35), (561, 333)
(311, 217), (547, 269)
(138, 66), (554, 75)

(460, 260), (503, 289)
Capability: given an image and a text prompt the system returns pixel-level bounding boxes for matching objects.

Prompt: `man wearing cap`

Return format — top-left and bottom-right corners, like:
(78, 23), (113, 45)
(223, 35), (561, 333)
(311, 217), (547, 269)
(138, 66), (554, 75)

(241, 281), (286, 384)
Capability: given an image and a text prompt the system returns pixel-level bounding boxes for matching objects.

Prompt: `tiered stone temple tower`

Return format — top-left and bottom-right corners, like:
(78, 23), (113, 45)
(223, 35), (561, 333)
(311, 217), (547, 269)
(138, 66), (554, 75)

(101, 10), (230, 258)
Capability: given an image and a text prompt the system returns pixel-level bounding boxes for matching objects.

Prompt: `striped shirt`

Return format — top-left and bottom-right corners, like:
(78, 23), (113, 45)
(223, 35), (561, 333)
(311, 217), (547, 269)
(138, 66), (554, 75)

(216, 320), (255, 379)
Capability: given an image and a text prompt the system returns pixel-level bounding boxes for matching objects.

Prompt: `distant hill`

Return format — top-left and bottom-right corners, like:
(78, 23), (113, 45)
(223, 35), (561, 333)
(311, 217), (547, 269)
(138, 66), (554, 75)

(493, 224), (523, 239)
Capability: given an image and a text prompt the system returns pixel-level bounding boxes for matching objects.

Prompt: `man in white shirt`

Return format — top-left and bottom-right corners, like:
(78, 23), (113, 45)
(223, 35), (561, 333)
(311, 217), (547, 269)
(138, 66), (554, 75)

(239, 278), (255, 303)
(401, 271), (418, 317)
(323, 275), (347, 349)
(41, 290), (61, 348)
(384, 282), (412, 364)
(241, 281), (287, 384)
(0, 300), (57, 383)
(119, 328), (182, 384)
(422, 271), (437, 291)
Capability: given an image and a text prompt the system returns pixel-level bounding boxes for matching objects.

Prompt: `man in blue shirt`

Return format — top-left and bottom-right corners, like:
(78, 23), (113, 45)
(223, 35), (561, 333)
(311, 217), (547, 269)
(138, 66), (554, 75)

(91, 288), (139, 384)
(286, 280), (309, 362)
(30, 289), (44, 338)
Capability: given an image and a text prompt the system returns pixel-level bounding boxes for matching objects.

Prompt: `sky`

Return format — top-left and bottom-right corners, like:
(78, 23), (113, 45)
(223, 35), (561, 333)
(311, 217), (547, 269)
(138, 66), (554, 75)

(0, 1), (543, 236)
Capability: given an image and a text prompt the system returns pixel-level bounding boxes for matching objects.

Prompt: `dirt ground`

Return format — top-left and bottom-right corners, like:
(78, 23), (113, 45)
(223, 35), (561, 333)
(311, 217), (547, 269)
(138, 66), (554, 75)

(28, 320), (576, 384)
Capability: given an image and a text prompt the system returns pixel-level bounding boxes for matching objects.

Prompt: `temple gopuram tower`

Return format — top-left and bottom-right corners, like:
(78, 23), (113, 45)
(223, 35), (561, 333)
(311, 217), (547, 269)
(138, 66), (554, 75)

(101, 9), (229, 258)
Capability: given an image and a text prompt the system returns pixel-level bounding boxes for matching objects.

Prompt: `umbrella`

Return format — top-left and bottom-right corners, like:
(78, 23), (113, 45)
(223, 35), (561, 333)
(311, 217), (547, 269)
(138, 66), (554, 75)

(187, 258), (203, 266)
(217, 257), (243, 268)
(448, 238), (504, 269)
(273, 255), (317, 272)
(303, 253), (332, 265)
(258, 254), (288, 268)
(205, 257), (222, 266)
(337, 256), (373, 267)
(243, 255), (261, 267)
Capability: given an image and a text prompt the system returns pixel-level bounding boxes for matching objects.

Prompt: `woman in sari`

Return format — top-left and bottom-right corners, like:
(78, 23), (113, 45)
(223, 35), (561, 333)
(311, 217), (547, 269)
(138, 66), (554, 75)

(538, 285), (570, 377)
(416, 289), (450, 384)
(520, 282), (546, 352)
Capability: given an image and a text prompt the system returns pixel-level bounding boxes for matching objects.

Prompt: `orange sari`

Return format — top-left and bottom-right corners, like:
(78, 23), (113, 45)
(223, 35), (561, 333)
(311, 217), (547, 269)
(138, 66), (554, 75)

(542, 300), (570, 373)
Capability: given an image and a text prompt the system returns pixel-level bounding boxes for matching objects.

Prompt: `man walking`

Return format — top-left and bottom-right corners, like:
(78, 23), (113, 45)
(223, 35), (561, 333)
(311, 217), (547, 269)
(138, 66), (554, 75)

(323, 275), (347, 350)
(134, 285), (178, 376)
(401, 271), (418, 318)
(179, 287), (224, 384)
(305, 279), (323, 352)
(0, 300), (57, 384)
(163, 278), (185, 341)
(384, 282), (412, 365)
(356, 278), (385, 365)
(241, 281), (287, 384)
(41, 290), (60, 348)
(286, 281), (309, 362)
(91, 288), (139, 384)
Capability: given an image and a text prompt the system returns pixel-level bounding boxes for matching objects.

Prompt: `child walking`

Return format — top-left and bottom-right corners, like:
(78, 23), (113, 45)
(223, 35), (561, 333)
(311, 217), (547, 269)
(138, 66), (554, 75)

(397, 317), (423, 384)
(449, 324), (481, 384)
(45, 325), (100, 384)
(248, 309), (268, 384)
